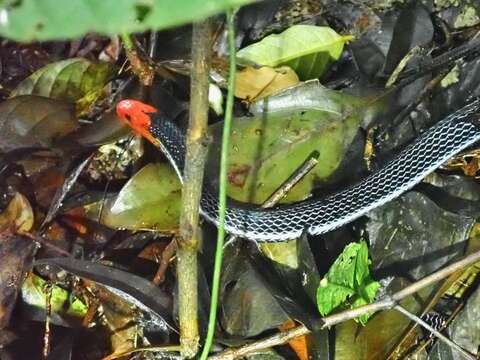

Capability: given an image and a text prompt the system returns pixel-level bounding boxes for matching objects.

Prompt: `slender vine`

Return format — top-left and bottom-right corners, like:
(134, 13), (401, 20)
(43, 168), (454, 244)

(200, 9), (236, 360)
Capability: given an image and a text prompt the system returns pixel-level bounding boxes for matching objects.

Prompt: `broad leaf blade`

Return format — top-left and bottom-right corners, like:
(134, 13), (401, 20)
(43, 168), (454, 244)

(208, 82), (365, 205)
(0, 0), (256, 41)
(12, 58), (114, 113)
(237, 25), (353, 80)
(316, 241), (380, 324)
(102, 163), (181, 232)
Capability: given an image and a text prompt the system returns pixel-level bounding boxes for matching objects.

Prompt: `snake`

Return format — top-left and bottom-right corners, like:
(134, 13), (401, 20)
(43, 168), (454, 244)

(116, 97), (480, 242)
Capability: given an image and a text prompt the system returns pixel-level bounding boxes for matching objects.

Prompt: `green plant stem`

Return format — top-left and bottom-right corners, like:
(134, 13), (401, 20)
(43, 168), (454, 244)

(120, 32), (134, 51)
(200, 9), (236, 360)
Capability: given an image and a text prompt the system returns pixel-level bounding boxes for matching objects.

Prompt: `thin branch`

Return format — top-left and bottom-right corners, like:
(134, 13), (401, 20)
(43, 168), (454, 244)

(177, 19), (213, 358)
(152, 239), (177, 285)
(394, 305), (476, 360)
(210, 249), (480, 359)
(262, 151), (319, 208)
(199, 9), (236, 360)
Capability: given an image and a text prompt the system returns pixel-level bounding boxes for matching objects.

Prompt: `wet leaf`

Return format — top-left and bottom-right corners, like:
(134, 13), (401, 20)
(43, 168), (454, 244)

(101, 163), (181, 232)
(21, 273), (88, 319)
(35, 257), (175, 330)
(220, 247), (291, 337)
(429, 273), (480, 358)
(41, 155), (93, 229)
(237, 25), (353, 80)
(0, 192), (34, 233)
(11, 58), (114, 114)
(235, 65), (300, 101)
(316, 241), (380, 325)
(367, 191), (476, 279)
(383, 3), (434, 75)
(0, 0), (256, 42)
(209, 82), (367, 205)
(334, 280), (423, 360)
(0, 95), (77, 151)
(0, 232), (35, 328)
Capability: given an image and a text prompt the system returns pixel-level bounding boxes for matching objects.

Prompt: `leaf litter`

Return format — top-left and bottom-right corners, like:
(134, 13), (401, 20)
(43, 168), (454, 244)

(0, 1), (480, 359)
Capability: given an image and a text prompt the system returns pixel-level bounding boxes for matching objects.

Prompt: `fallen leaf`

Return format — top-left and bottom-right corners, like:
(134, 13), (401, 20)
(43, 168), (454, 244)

(235, 65), (299, 101)
(0, 193), (34, 233)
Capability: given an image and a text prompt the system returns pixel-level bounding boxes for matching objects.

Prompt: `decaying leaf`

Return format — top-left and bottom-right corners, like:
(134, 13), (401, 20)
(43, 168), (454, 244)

(208, 82), (368, 205)
(0, 193), (34, 233)
(235, 65), (300, 101)
(0, 232), (35, 329)
(11, 58), (114, 114)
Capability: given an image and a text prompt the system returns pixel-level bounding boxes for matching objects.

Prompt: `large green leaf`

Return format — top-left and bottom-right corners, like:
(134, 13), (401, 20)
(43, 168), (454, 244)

(237, 25), (353, 80)
(11, 58), (114, 113)
(0, 0), (256, 41)
(207, 82), (366, 205)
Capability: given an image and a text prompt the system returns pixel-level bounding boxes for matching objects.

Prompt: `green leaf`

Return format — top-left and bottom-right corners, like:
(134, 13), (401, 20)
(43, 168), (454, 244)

(0, 0), (256, 41)
(11, 58), (114, 113)
(316, 281), (355, 316)
(237, 25), (353, 80)
(101, 163), (181, 232)
(316, 241), (381, 325)
(207, 82), (366, 205)
(21, 273), (88, 318)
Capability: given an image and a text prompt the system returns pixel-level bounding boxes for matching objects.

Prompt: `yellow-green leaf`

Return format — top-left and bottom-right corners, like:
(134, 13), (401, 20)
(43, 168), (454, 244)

(237, 25), (353, 80)
(21, 273), (88, 319)
(101, 163), (181, 232)
(11, 58), (114, 114)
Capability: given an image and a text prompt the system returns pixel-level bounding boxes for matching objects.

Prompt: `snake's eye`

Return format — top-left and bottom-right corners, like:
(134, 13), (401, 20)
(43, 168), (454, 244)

(124, 114), (132, 122)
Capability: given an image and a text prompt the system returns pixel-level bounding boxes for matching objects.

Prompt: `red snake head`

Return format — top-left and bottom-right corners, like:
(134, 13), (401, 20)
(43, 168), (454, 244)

(116, 99), (161, 146)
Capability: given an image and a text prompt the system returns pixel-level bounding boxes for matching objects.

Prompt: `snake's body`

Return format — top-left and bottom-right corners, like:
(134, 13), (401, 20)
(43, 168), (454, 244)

(148, 99), (480, 242)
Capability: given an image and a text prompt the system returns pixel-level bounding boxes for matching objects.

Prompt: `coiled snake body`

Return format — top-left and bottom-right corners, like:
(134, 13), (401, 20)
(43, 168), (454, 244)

(117, 98), (480, 242)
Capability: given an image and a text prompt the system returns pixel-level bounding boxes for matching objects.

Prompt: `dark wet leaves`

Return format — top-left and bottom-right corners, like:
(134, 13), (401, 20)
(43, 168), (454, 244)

(0, 232), (35, 329)
(36, 257), (175, 331)
(0, 95), (77, 152)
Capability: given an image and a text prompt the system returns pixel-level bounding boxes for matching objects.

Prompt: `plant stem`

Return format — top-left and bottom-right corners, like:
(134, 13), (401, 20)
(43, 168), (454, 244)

(199, 9), (236, 360)
(177, 19), (213, 358)
(120, 32), (134, 51)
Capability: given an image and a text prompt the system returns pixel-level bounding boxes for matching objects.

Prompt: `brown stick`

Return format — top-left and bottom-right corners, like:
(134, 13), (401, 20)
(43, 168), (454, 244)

(210, 250), (480, 359)
(176, 19), (213, 358)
